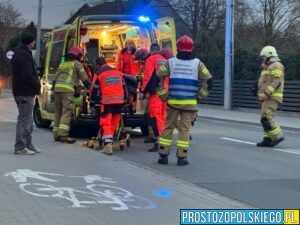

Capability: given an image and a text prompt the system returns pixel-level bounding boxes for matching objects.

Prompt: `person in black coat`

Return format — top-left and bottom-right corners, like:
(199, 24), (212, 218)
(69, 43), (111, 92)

(11, 32), (41, 155)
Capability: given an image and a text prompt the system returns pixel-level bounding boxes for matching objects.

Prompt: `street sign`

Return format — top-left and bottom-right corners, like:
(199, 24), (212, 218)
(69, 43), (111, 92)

(6, 50), (14, 60)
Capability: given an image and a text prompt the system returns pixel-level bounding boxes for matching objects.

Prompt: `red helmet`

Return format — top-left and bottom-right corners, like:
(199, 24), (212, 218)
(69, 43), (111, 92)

(69, 46), (83, 59)
(176, 35), (193, 52)
(160, 48), (174, 59)
(134, 48), (150, 61)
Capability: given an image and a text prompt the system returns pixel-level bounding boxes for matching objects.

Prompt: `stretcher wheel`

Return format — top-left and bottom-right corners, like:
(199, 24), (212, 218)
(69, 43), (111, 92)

(119, 140), (125, 151)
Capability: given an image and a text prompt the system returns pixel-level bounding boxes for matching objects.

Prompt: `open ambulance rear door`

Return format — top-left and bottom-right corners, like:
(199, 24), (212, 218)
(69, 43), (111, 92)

(155, 17), (177, 54)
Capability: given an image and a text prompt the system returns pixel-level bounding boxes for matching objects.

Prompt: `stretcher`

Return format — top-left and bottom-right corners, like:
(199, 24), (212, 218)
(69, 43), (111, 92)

(83, 74), (138, 151)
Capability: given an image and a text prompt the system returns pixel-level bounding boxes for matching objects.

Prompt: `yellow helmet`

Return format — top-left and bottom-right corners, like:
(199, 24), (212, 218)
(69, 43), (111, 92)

(260, 46), (278, 58)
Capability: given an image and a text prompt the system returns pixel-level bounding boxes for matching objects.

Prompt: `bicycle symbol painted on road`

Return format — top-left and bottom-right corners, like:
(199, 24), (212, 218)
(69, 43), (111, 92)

(4, 169), (156, 210)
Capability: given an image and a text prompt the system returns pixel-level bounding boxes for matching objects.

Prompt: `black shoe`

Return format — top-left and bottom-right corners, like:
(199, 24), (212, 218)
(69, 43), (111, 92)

(177, 157), (189, 166)
(269, 137), (285, 147)
(59, 136), (76, 144)
(144, 137), (156, 143)
(158, 154), (168, 164)
(256, 137), (272, 147)
(148, 143), (158, 152)
(189, 135), (193, 140)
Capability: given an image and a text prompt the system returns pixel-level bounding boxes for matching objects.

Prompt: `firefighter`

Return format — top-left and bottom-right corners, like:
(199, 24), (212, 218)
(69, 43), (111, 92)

(256, 46), (285, 147)
(53, 46), (91, 143)
(116, 38), (141, 76)
(156, 35), (212, 166)
(140, 44), (167, 152)
(90, 57), (124, 155)
(134, 48), (155, 143)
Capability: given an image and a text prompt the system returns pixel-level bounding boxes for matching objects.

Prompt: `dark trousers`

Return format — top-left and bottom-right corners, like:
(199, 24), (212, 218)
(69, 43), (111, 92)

(14, 96), (34, 150)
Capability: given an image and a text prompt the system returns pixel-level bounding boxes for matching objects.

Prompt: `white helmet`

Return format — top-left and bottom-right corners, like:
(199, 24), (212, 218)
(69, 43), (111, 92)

(260, 46), (278, 58)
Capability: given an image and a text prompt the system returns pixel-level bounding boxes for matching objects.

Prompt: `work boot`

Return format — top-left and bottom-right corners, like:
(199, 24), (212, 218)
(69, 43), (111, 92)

(100, 143), (113, 155)
(177, 157), (189, 166)
(269, 137), (285, 147)
(158, 154), (168, 165)
(256, 137), (272, 147)
(58, 136), (76, 144)
(148, 143), (158, 152)
(144, 137), (156, 143)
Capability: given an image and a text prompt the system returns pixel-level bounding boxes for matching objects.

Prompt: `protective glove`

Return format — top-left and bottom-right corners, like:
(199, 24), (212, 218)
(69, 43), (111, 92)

(139, 92), (145, 100)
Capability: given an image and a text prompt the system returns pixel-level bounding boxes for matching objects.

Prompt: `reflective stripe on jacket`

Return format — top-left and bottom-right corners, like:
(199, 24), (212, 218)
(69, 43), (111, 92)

(258, 60), (284, 103)
(54, 60), (89, 93)
(90, 64), (124, 105)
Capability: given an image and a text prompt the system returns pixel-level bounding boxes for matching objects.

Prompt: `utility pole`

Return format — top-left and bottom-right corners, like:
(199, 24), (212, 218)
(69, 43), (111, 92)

(36, 0), (42, 68)
(224, 0), (234, 110)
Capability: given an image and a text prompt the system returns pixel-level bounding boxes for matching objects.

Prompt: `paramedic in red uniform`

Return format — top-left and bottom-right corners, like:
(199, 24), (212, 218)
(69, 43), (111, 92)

(116, 38), (140, 76)
(140, 43), (168, 152)
(90, 57), (124, 155)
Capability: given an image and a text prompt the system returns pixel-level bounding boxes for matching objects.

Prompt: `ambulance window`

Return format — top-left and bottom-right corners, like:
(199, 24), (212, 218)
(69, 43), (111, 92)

(39, 46), (48, 78)
(66, 29), (76, 52)
(49, 41), (64, 74)
(161, 40), (173, 50)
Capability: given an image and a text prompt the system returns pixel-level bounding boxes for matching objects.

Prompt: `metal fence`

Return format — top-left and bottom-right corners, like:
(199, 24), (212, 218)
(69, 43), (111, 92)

(201, 80), (300, 113)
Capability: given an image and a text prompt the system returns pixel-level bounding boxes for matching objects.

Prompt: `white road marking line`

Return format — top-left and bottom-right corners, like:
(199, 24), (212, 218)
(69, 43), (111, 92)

(221, 137), (256, 145)
(202, 118), (300, 134)
(221, 137), (300, 156)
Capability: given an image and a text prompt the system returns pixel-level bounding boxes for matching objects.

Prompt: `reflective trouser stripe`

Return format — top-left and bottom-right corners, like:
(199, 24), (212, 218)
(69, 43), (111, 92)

(268, 127), (281, 138)
(59, 124), (70, 131)
(102, 135), (113, 139)
(263, 132), (269, 138)
(176, 140), (189, 148)
(159, 137), (172, 146)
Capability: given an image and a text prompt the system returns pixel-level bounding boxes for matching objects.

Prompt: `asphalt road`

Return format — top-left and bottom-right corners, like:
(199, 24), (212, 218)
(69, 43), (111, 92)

(1, 90), (300, 216)
(0, 92), (250, 225)
(113, 118), (300, 209)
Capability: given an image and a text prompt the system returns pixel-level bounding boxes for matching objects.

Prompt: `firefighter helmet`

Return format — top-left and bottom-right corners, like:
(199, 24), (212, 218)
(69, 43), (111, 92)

(260, 46), (278, 58)
(160, 48), (174, 59)
(176, 35), (193, 52)
(134, 48), (150, 60)
(69, 46), (83, 59)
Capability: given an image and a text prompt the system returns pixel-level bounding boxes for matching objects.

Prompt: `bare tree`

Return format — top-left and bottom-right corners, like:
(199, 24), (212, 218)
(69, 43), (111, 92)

(253, 0), (300, 45)
(0, 1), (24, 48)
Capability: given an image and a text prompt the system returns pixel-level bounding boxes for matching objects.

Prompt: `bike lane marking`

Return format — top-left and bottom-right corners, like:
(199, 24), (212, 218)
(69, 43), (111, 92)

(4, 169), (157, 210)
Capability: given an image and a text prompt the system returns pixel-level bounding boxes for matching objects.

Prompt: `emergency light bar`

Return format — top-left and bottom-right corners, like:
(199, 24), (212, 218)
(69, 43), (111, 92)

(138, 16), (150, 22)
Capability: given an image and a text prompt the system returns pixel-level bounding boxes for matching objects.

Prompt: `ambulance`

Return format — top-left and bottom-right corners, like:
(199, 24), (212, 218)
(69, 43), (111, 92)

(34, 14), (176, 135)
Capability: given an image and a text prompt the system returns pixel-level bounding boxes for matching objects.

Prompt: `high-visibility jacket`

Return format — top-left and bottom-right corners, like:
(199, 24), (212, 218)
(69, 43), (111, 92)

(157, 57), (212, 111)
(54, 60), (89, 93)
(141, 53), (167, 94)
(90, 64), (124, 105)
(116, 49), (140, 76)
(258, 59), (284, 103)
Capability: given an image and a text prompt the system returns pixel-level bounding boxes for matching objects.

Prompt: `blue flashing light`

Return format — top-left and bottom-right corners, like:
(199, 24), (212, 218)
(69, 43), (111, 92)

(138, 16), (150, 22)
